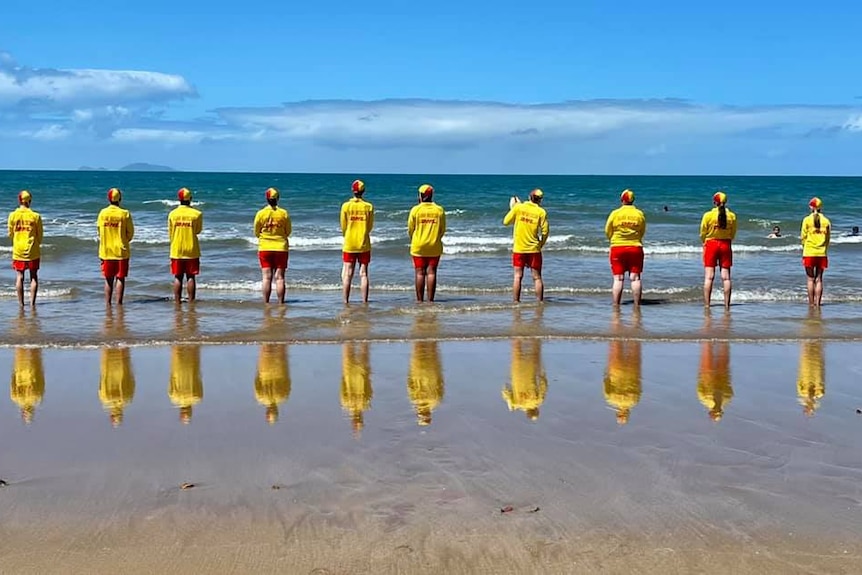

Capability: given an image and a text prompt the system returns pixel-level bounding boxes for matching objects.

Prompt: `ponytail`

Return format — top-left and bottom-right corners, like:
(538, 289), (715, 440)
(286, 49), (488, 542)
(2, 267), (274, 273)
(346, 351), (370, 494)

(718, 205), (727, 229)
(813, 212), (821, 230)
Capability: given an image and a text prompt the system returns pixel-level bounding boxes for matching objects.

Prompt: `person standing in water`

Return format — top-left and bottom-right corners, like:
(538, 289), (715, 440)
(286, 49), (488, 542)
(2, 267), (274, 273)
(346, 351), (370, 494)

(168, 187), (203, 303)
(700, 191), (737, 309)
(800, 197), (831, 307)
(503, 188), (549, 303)
(97, 187), (135, 306)
(7, 190), (43, 307)
(340, 179), (374, 304)
(253, 187), (291, 304)
(604, 189), (646, 306)
(407, 184), (446, 303)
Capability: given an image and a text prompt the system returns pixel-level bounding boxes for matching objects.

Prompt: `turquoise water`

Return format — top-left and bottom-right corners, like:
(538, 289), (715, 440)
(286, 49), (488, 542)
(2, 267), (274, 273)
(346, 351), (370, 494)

(1, 171), (861, 345)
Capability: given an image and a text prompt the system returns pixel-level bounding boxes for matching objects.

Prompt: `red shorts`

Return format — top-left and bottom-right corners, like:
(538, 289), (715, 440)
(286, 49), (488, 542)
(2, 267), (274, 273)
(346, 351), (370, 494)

(171, 258), (200, 276)
(101, 259), (130, 279)
(412, 256), (441, 269)
(12, 259), (39, 272)
(609, 246), (644, 275)
(703, 239), (733, 269)
(513, 252), (543, 271)
(803, 256), (828, 270)
(259, 251), (288, 270)
(343, 251), (371, 265)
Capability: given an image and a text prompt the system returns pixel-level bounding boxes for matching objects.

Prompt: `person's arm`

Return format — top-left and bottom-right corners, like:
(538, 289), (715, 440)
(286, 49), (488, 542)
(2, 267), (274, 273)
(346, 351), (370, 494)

(126, 213), (135, 243)
(407, 209), (415, 238)
(168, 213), (174, 239)
(640, 213), (647, 241)
(339, 204), (347, 234)
(800, 219), (807, 247)
(604, 212), (614, 240)
(699, 213), (709, 243)
(729, 213), (738, 240)
(7, 212), (13, 239)
(253, 212), (262, 238)
(439, 209), (447, 238)
(35, 214), (43, 246)
(194, 213), (203, 235)
(367, 204), (374, 232)
(285, 211), (292, 237)
(503, 206), (517, 226)
(825, 223), (831, 250)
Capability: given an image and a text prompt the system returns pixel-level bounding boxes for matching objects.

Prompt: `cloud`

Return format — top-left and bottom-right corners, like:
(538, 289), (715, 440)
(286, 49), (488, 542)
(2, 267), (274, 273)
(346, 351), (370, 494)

(0, 51), (195, 113)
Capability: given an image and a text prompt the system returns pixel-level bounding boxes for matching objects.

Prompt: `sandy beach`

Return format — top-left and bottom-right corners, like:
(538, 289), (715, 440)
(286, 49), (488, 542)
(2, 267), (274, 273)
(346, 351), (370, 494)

(1, 338), (861, 574)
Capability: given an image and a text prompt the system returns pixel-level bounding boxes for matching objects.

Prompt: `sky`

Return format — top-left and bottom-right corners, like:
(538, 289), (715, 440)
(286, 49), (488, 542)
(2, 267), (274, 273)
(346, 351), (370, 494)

(1, 0), (861, 174)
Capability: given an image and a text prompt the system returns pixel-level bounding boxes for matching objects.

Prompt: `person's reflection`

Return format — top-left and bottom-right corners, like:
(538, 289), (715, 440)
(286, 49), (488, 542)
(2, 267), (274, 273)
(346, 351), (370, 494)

(603, 340), (642, 425)
(340, 342), (373, 434)
(502, 338), (547, 421)
(797, 310), (825, 417)
(173, 306), (199, 340)
(99, 347), (136, 427)
(102, 306), (128, 340)
(697, 311), (733, 422)
(254, 344), (291, 424)
(10, 347), (45, 424)
(407, 313), (444, 426)
(169, 345), (203, 424)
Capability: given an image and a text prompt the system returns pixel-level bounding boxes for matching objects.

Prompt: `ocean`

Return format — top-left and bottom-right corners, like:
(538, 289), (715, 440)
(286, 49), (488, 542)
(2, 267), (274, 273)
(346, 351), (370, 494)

(1, 171), (861, 346)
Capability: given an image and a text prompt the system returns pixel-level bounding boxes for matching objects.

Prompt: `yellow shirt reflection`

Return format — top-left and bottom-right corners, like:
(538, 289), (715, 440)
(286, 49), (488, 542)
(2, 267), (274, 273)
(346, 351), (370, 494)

(10, 347), (45, 424)
(407, 341), (444, 426)
(502, 338), (547, 421)
(603, 340), (642, 425)
(169, 345), (203, 424)
(797, 341), (825, 417)
(99, 347), (136, 427)
(697, 342), (733, 422)
(341, 342), (373, 432)
(255, 344), (291, 424)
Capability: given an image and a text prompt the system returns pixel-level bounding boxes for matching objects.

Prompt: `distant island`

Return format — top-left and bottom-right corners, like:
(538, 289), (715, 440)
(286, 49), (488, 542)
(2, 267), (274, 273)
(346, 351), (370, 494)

(77, 163), (177, 172)
(119, 163), (177, 172)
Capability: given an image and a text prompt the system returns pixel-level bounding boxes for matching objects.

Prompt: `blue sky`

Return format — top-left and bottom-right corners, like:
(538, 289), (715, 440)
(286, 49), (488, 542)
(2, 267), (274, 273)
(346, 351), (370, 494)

(1, 0), (861, 174)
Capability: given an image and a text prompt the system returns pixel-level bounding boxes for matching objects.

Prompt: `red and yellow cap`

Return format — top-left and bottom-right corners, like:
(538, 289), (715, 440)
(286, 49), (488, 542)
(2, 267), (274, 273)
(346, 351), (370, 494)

(530, 188), (544, 199)
(713, 191), (727, 205)
(418, 184), (434, 199)
(351, 179), (366, 194)
(18, 190), (31, 204)
(809, 197), (823, 209)
(107, 187), (122, 203)
(620, 189), (635, 204)
(265, 187), (279, 201)
(177, 187), (193, 202)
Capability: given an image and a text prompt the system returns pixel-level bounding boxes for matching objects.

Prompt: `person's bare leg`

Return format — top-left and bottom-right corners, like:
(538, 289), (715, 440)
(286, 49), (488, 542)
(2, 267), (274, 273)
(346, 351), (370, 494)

(15, 270), (24, 307)
(631, 272), (642, 306)
(29, 270), (38, 307)
(187, 275), (196, 302)
(173, 275), (183, 304)
(513, 266), (524, 303)
(805, 267), (816, 306)
(531, 268), (544, 302)
(414, 267), (426, 302)
(116, 277), (125, 305)
(275, 268), (286, 304)
(814, 269), (824, 307)
(104, 277), (114, 306)
(703, 267), (715, 307)
(611, 273), (625, 305)
(359, 263), (369, 303)
(426, 266), (437, 302)
(342, 261), (355, 303)
(261, 267), (273, 303)
(720, 267), (732, 309)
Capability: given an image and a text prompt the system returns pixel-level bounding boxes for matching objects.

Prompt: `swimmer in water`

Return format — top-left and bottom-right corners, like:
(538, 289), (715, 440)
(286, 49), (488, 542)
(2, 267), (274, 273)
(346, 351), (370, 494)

(768, 225), (782, 239)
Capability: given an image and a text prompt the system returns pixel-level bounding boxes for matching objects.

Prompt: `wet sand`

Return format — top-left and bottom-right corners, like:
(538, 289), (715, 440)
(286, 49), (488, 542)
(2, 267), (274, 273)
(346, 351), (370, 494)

(1, 339), (861, 574)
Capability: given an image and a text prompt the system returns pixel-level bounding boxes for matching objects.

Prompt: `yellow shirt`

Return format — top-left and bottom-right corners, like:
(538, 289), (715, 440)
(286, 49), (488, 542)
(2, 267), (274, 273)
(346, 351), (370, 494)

(503, 201), (549, 254)
(407, 341), (445, 425)
(699, 207), (737, 242)
(603, 340), (642, 422)
(340, 342), (373, 428)
(800, 213), (831, 257)
(797, 341), (825, 414)
(697, 342), (733, 418)
(99, 347), (136, 421)
(97, 204), (135, 260)
(168, 205), (203, 259)
(408, 202), (446, 257)
(10, 348), (45, 423)
(255, 344), (291, 423)
(502, 339), (547, 420)
(169, 345), (203, 408)
(253, 205), (291, 252)
(340, 198), (374, 253)
(605, 205), (646, 247)
(7, 206), (43, 261)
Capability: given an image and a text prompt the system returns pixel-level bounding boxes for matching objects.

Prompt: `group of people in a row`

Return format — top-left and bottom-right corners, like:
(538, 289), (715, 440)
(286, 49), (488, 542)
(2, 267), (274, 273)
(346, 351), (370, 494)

(7, 182), (832, 309)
